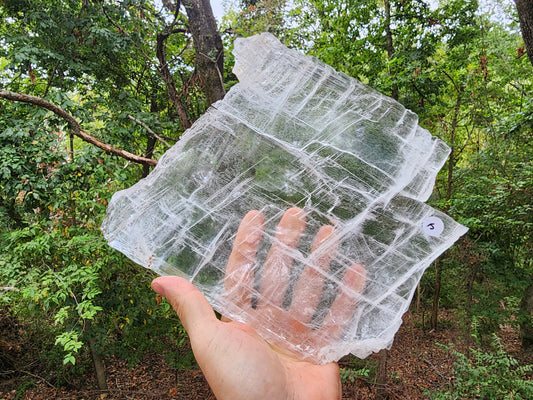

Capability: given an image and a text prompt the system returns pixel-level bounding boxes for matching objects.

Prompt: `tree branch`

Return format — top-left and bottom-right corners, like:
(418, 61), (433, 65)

(156, 32), (192, 130)
(0, 287), (19, 292)
(127, 114), (171, 148)
(0, 90), (157, 167)
(441, 69), (461, 94)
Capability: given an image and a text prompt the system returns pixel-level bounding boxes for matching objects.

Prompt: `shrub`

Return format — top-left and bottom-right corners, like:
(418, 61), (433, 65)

(429, 335), (533, 400)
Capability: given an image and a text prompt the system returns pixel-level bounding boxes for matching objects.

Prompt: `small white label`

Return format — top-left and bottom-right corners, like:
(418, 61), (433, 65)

(422, 216), (444, 237)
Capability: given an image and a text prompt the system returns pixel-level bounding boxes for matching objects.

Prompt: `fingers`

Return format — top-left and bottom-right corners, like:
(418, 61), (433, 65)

(151, 276), (218, 338)
(320, 263), (366, 338)
(341, 263), (366, 294)
(224, 210), (264, 308)
(259, 207), (306, 307)
(222, 208), (367, 350)
(290, 225), (337, 323)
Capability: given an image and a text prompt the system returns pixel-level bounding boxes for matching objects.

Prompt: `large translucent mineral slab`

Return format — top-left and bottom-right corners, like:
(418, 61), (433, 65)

(101, 33), (467, 364)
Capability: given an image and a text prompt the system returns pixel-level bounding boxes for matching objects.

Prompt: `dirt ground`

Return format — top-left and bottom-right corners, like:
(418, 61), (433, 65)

(1, 310), (531, 400)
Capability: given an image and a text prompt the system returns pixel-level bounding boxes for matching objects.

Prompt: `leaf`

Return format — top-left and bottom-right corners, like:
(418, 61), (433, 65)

(63, 355), (76, 365)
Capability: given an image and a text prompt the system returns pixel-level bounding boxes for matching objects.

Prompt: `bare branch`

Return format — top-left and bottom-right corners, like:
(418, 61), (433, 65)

(156, 32), (192, 129)
(0, 287), (19, 292)
(441, 69), (462, 94)
(127, 114), (171, 148)
(101, 5), (152, 61)
(0, 90), (157, 167)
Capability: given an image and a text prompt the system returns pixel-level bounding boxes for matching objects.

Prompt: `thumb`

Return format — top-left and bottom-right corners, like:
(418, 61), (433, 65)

(151, 276), (218, 337)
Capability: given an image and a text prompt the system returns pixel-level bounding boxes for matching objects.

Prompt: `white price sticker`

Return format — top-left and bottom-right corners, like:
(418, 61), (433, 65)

(422, 216), (444, 237)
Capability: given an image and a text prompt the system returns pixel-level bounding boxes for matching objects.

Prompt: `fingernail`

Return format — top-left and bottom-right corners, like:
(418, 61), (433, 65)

(151, 278), (166, 296)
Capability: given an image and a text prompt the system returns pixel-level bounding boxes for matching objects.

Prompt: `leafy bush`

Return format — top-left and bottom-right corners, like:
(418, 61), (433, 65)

(429, 335), (533, 400)
(340, 366), (370, 384)
(0, 138), (191, 380)
(339, 356), (375, 384)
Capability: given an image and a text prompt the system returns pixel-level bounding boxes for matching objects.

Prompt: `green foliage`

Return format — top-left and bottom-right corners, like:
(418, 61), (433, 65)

(224, 0), (295, 41)
(415, 9), (533, 340)
(339, 357), (376, 384)
(0, 0), (201, 154)
(340, 366), (370, 384)
(448, 85), (533, 334)
(288, 0), (480, 110)
(0, 0), (213, 383)
(0, 185), (188, 371)
(95, 262), (189, 368)
(429, 335), (533, 400)
(0, 102), (63, 228)
(0, 108), (184, 372)
(1, 219), (105, 363)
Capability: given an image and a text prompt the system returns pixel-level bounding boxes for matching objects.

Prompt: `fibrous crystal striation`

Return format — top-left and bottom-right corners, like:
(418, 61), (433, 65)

(101, 33), (467, 363)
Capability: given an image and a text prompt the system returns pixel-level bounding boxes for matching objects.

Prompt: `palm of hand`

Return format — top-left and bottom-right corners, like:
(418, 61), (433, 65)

(152, 208), (365, 400)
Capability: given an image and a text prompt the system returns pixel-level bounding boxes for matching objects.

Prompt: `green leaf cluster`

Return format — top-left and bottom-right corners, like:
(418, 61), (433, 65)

(429, 335), (533, 399)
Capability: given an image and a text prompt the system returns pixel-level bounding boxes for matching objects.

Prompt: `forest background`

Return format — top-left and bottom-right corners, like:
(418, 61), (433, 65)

(0, 0), (532, 399)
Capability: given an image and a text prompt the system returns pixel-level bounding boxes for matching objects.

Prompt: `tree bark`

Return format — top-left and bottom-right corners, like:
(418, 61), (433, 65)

(0, 90), (157, 167)
(515, 0), (533, 67)
(156, 31), (193, 130)
(141, 96), (160, 177)
(375, 349), (389, 399)
(384, 0), (398, 101)
(88, 337), (108, 391)
(142, 136), (156, 177)
(446, 94), (461, 200)
(430, 259), (442, 330)
(465, 262), (479, 313)
(182, 0), (226, 106)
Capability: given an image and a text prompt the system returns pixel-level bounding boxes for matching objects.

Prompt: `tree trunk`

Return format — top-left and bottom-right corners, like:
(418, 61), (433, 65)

(446, 94), (461, 201)
(85, 319), (107, 391)
(515, 0), (533, 67)
(383, 0), (398, 101)
(182, 0), (226, 106)
(430, 259), (441, 330)
(415, 281), (421, 314)
(88, 337), (107, 391)
(375, 349), (389, 399)
(142, 96), (159, 177)
(465, 262), (479, 313)
(520, 275), (533, 348)
(156, 32), (192, 130)
(431, 89), (461, 330)
(69, 133), (74, 162)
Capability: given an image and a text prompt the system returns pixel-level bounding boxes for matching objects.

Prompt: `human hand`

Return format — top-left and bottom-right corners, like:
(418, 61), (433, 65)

(152, 207), (366, 400)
